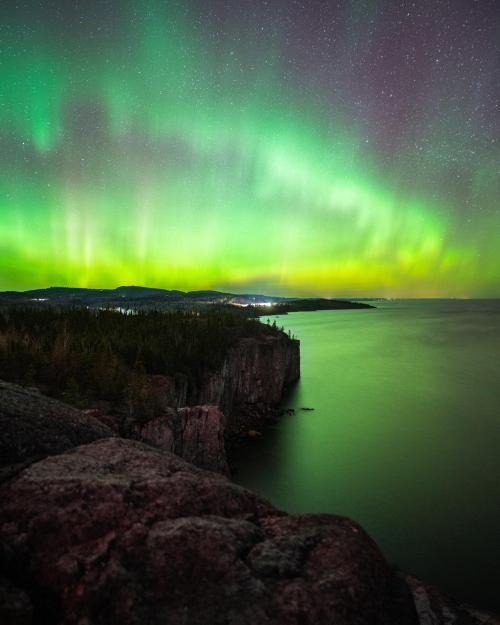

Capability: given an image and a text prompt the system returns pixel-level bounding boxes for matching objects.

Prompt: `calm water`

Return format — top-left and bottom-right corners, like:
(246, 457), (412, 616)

(234, 300), (500, 611)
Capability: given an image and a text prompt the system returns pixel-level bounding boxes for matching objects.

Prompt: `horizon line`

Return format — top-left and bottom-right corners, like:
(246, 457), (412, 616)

(1, 284), (500, 301)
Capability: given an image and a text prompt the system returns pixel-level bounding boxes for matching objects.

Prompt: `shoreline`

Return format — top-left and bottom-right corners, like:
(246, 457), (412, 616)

(0, 304), (498, 623)
(1, 381), (498, 624)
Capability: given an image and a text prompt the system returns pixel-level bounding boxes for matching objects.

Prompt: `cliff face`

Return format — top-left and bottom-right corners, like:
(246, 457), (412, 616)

(0, 330), (299, 475)
(200, 334), (301, 418)
(121, 334), (300, 471)
(165, 333), (300, 430)
(136, 405), (229, 474)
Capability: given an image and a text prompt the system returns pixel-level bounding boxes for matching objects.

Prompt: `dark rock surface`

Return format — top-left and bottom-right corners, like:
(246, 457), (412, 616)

(137, 404), (229, 474)
(402, 575), (500, 625)
(0, 438), (417, 625)
(211, 334), (301, 416)
(1, 368), (498, 624)
(0, 381), (114, 476)
(0, 376), (229, 474)
(0, 576), (33, 625)
(152, 334), (300, 431)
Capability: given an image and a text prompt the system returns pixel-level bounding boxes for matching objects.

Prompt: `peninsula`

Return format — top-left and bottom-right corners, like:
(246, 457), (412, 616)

(0, 285), (375, 313)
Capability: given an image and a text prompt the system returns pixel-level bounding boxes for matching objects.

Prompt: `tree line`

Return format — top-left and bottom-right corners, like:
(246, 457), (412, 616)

(0, 306), (273, 411)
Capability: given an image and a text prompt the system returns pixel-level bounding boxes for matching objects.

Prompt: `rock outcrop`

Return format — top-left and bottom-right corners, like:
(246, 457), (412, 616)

(0, 438), (416, 625)
(0, 380), (114, 476)
(0, 378), (229, 474)
(198, 334), (301, 423)
(1, 342), (496, 624)
(151, 333), (300, 431)
(75, 332), (300, 473)
(137, 405), (229, 474)
(401, 575), (499, 625)
(0, 439), (498, 625)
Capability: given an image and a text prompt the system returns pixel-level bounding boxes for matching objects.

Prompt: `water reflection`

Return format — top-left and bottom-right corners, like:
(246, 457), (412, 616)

(234, 300), (500, 611)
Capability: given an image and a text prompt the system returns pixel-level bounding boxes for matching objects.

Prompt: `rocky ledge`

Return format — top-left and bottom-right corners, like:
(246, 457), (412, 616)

(135, 404), (229, 474)
(0, 380), (228, 476)
(0, 438), (497, 625)
(133, 332), (301, 471)
(198, 334), (301, 425)
(86, 332), (301, 473)
(136, 333), (301, 430)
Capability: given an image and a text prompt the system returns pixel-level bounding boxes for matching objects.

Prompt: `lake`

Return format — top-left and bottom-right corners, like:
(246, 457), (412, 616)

(234, 300), (500, 612)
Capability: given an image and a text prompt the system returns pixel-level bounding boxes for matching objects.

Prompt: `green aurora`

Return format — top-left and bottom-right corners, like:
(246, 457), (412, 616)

(1, 1), (499, 296)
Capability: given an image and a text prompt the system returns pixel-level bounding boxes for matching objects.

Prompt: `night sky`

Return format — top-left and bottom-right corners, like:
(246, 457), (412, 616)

(1, 0), (499, 296)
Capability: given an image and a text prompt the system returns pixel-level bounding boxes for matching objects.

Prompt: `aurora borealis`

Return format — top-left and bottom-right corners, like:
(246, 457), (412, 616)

(1, 0), (499, 296)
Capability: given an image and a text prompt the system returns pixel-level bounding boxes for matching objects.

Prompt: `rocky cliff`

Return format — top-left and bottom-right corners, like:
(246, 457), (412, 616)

(196, 334), (301, 425)
(99, 333), (300, 469)
(149, 333), (300, 431)
(132, 333), (300, 470)
(136, 405), (229, 474)
(0, 380), (229, 475)
(0, 438), (497, 625)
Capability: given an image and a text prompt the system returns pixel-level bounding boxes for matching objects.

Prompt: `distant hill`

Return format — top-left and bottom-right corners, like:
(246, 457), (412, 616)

(0, 285), (294, 306)
(0, 285), (376, 312)
(1, 286), (186, 301)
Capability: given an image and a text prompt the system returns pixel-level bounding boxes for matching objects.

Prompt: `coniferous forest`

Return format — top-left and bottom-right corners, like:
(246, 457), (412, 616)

(0, 307), (276, 410)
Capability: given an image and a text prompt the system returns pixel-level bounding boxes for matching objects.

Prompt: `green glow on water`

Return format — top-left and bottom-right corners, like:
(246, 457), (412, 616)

(235, 301), (500, 611)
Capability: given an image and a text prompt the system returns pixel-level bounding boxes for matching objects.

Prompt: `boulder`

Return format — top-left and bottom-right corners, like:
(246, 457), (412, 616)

(0, 380), (114, 476)
(0, 438), (417, 625)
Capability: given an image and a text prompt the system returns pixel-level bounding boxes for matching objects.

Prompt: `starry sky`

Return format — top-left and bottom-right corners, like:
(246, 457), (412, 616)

(1, 0), (499, 297)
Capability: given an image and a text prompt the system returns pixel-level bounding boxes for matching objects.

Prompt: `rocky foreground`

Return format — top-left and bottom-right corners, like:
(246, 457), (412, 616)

(0, 385), (498, 624)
